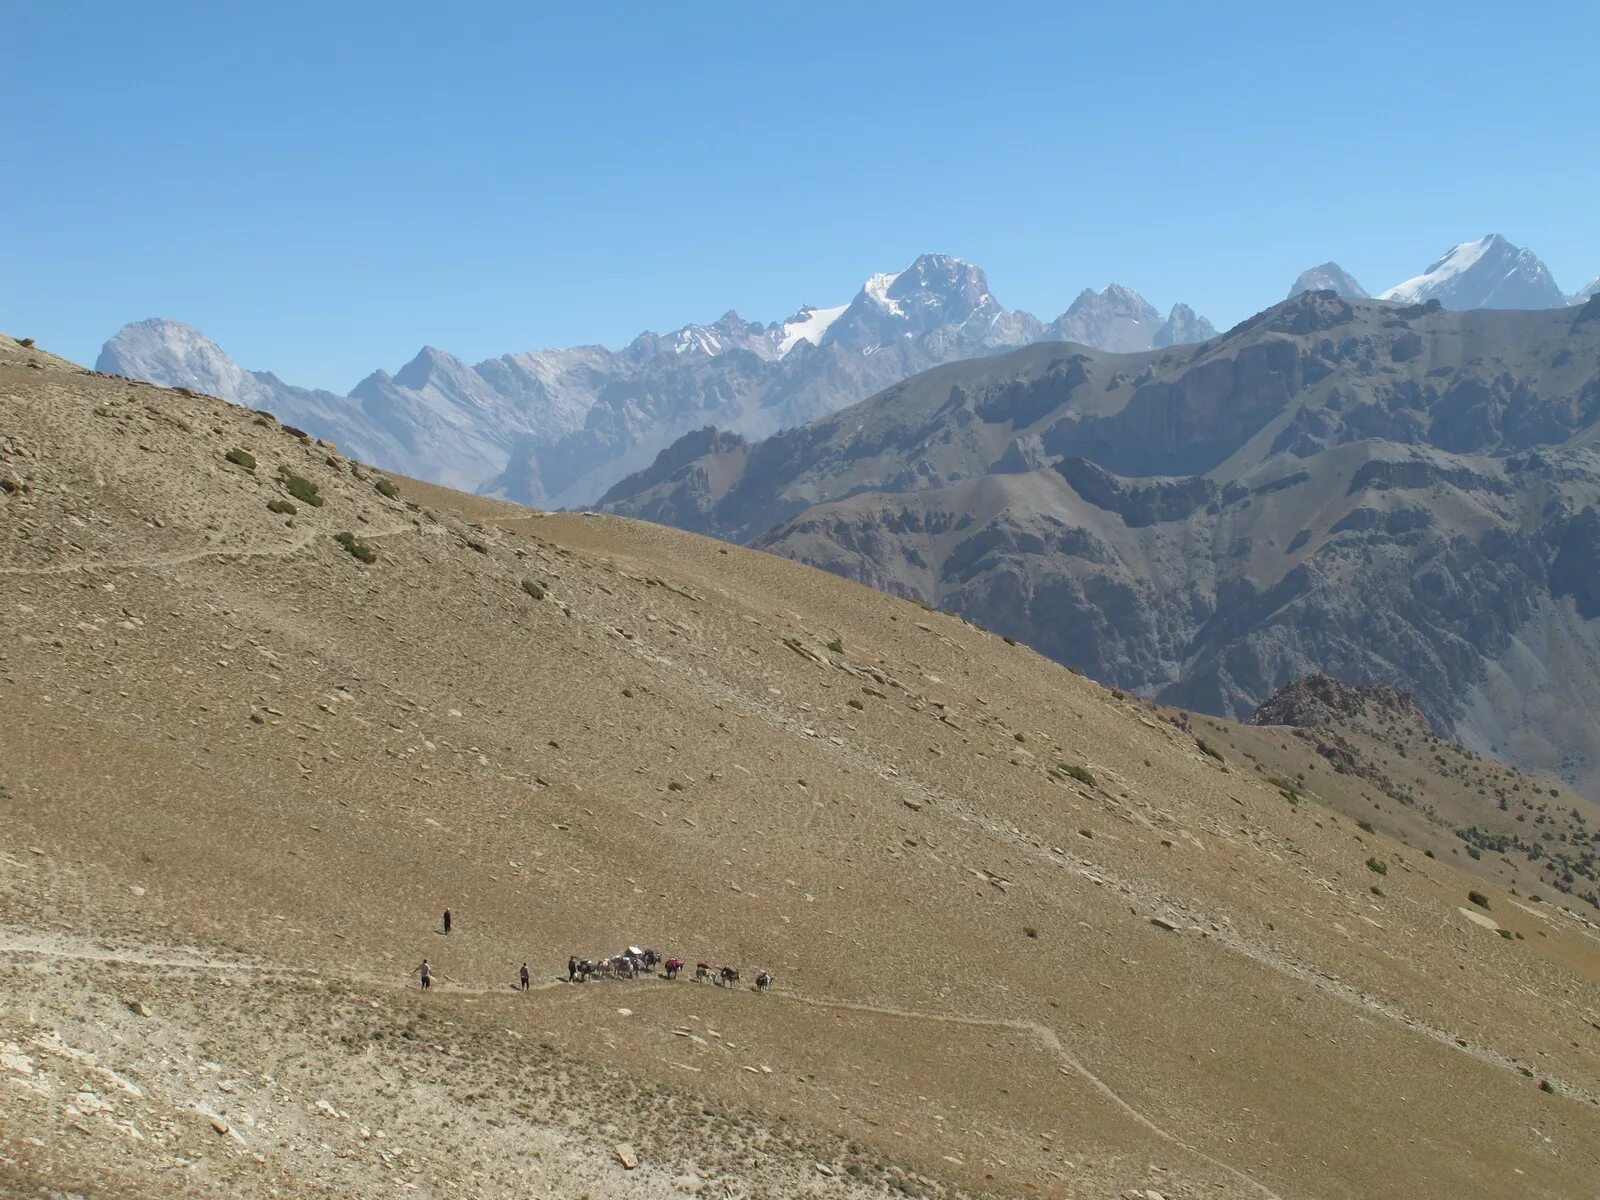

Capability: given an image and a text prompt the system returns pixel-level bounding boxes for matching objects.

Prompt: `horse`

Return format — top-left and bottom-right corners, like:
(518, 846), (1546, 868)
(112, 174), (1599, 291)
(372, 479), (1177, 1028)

(694, 962), (713, 984)
(642, 948), (662, 969)
(574, 958), (597, 983)
(665, 957), (684, 980)
(755, 971), (774, 992)
(718, 966), (740, 988)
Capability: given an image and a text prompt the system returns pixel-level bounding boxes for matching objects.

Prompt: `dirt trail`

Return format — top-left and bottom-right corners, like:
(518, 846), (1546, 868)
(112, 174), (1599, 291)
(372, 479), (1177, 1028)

(1, 926), (1282, 1198)
(0, 523), (420, 577)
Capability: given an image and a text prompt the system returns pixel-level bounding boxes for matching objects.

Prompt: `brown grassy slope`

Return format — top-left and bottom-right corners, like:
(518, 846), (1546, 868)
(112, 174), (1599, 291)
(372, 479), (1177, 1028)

(2, 333), (1599, 1200)
(1120, 683), (1600, 914)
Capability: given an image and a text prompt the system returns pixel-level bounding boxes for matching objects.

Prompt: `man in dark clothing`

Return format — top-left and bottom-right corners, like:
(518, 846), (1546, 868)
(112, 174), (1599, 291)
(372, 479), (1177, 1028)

(519, 963), (531, 991)
(567, 956), (578, 983)
(442, 909), (452, 935)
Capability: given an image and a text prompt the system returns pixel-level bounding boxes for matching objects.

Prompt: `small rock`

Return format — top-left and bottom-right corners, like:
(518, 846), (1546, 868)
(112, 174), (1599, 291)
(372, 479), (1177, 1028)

(815, 1163), (835, 1176)
(615, 1142), (639, 1169)
(1148, 917), (1178, 932)
(125, 999), (152, 1018)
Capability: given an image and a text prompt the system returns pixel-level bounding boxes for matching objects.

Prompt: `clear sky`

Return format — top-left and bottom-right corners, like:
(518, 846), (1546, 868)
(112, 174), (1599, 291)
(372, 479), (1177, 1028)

(5, 1), (1596, 392)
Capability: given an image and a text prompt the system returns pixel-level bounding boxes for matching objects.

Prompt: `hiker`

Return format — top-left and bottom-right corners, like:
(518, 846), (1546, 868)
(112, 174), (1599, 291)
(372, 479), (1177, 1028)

(519, 962), (531, 991)
(442, 908), (452, 935)
(568, 955), (578, 983)
(416, 960), (432, 990)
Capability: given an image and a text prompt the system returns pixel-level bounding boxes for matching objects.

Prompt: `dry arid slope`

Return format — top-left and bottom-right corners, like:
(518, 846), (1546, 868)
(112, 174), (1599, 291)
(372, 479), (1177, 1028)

(2, 333), (1599, 1200)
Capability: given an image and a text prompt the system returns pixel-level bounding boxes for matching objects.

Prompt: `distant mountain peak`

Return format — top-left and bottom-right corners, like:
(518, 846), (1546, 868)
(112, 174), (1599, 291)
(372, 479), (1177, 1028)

(1381, 234), (1566, 310)
(1289, 263), (1369, 300)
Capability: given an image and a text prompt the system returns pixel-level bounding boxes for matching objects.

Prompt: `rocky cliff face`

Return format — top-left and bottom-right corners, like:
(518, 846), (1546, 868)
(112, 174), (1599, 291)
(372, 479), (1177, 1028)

(601, 292), (1600, 795)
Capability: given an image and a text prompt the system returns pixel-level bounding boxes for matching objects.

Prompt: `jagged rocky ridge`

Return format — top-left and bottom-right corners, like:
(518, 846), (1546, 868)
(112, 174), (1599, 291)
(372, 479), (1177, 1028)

(96, 255), (1216, 509)
(600, 291), (1600, 796)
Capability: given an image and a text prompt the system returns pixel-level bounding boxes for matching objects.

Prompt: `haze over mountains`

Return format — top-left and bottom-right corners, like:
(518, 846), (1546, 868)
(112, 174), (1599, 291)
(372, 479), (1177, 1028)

(96, 236), (1592, 517)
(96, 254), (1216, 511)
(601, 289), (1600, 810)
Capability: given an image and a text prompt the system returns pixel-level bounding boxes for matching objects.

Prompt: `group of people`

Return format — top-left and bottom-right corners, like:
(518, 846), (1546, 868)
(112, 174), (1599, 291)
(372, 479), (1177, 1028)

(411, 912), (774, 994)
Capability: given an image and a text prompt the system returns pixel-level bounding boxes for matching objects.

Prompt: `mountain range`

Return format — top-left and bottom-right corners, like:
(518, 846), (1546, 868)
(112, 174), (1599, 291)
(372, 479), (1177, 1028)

(95, 255), (1216, 510)
(600, 289), (1600, 812)
(6, 330), (1600, 1199)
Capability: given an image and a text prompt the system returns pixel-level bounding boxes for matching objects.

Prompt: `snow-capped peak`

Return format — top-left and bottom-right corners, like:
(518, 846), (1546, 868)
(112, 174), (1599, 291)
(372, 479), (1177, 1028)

(1381, 235), (1501, 303)
(1378, 234), (1566, 310)
(775, 304), (848, 356)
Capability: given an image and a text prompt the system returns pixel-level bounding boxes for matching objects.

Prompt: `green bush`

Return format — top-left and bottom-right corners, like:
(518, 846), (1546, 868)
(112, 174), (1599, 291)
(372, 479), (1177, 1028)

(333, 531), (376, 564)
(520, 579), (545, 600)
(1196, 737), (1225, 763)
(1003, 635), (1018, 646)
(374, 478), (399, 500)
(667, 781), (685, 792)
(267, 499), (297, 515)
(281, 471), (324, 507)
(1059, 762), (1096, 787)
(224, 447), (256, 470)
(847, 698), (865, 710)
(1366, 857), (1387, 875)
(1468, 891), (1490, 910)
(826, 636), (844, 654)
(1357, 819), (1376, 834)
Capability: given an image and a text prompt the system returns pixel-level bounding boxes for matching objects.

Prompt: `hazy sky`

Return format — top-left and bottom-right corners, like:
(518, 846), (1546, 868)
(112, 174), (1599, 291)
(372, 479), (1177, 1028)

(5, 1), (1596, 391)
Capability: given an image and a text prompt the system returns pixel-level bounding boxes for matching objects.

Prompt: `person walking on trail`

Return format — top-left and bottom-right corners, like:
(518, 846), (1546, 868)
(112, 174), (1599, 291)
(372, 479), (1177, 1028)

(567, 955), (578, 984)
(442, 908), (452, 935)
(519, 963), (531, 991)
(415, 960), (433, 990)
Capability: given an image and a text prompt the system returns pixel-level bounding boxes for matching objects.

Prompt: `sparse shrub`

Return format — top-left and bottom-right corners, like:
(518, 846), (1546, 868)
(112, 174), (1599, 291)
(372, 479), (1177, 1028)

(333, 531), (376, 564)
(19, 337), (35, 348)
(1539, 1079), (1555, 1094)
(267, 499), (297, 515)
(1197, 737), (1224, 763)
(1358, 819), (1376, 834)
(667, 781), (685, 793)
(282, 424), (310, 441)
(224, 447), (256, 470)
(826, 636), (844, 654)
(1366, 857), (1387, 875)
(281, 471), (324, 506)
(1059, 762), (1096, 788)
(1023, 926), (1038, 939)
(1497, 928), (1513, 940)
(1369, 885), (1385, 897)
(520, 579), (545, 600)
(621, 688), (634, 699)
(1003, 635), (1018, 646)
(847, 698), (865, 710)
(1014, 732), (1026, 743)
(375, 478), (399, 500)
(1468, 891), (1490, 910)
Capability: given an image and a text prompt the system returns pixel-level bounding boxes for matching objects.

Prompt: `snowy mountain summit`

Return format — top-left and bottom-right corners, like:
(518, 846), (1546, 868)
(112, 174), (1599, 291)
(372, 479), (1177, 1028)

(1288, 263), (1369, 300)
(1380, 234), (1567, 310)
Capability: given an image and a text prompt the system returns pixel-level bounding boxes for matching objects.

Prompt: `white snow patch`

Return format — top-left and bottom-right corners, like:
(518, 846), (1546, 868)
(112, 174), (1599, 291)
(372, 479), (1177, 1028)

(776, 304), (847, 356)
(1381, 236), (1496, 302)
(863, 271), (904, 316)
(672, 328), (724, 357)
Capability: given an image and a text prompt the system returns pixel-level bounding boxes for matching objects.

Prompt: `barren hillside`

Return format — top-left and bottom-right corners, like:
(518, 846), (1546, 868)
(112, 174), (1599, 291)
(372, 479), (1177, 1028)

(3, 334), (1598, 1199)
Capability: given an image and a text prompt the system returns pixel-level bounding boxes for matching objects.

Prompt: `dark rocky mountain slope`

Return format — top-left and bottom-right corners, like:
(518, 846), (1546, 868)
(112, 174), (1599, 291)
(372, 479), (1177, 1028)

(601, 292), (1600, 796)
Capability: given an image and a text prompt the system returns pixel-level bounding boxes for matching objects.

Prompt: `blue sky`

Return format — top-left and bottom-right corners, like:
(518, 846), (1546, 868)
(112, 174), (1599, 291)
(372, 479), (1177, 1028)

(5, 1), (1596, 392)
